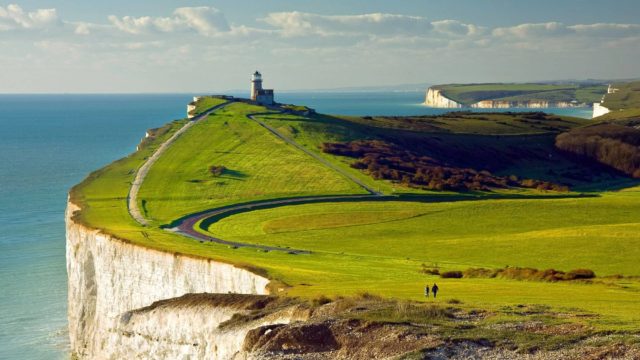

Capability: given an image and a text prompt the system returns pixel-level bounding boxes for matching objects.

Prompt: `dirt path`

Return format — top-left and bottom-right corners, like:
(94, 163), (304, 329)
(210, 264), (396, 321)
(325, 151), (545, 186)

(127, 101), (231, 226)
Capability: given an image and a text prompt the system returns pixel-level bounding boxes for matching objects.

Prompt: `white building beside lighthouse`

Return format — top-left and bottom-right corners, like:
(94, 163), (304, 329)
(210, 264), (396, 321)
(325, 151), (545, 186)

(251, 71), (275, 105)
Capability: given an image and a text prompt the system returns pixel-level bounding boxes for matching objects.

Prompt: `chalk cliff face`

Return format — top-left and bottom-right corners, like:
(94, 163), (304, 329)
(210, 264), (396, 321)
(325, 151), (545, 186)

(424, 87), (582, 109)
(592, 102), (611, 118)
(424, 88), (463, 108)
(187, 103), (197, 119)
(470, 100), (576, 109)
(65, 201), (292, 359)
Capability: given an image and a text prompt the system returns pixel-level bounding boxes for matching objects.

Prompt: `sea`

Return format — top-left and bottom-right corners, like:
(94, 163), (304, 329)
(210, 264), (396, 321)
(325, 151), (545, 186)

(0, 91), (592, 359)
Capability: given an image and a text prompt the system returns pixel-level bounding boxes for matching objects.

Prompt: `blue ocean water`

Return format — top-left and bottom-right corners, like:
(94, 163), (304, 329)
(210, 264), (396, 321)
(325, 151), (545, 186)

(0, 92), (591, 359)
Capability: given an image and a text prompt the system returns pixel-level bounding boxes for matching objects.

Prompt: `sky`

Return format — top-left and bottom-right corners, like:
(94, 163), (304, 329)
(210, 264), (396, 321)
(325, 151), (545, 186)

(1, 0), (639, 93)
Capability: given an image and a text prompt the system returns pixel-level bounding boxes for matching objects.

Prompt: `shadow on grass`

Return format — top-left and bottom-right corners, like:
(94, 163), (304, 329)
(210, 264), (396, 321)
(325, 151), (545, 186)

(220, 168), (248, 180)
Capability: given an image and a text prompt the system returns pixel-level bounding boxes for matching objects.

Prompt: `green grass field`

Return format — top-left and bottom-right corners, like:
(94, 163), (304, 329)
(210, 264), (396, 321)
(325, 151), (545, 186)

(433, 83), (606, 105)
(137, 102), (365, 224)
(206, 194), (640, 276)
(70, 95), (640, 332)
(340, 112), (584, 135)
(602, 81), (640, 111)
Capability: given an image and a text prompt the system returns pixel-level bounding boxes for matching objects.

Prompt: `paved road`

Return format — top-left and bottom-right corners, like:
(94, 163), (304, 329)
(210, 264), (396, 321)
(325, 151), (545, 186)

(172, 194), (386, 254)
(127, 101), (232, 226)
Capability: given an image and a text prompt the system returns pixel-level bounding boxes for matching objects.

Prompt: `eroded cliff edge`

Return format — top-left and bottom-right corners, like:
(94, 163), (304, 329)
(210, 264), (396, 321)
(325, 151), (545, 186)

(65, 200), (299, 359)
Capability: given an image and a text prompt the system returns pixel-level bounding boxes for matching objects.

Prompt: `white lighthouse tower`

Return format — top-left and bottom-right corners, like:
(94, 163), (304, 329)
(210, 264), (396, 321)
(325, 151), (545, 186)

(250, 71), (274, 105)
(250, 71), (262, 100)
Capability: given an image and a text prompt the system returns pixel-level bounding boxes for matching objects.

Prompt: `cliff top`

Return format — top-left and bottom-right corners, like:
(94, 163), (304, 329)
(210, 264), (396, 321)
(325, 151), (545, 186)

(432, 83), (607, 105)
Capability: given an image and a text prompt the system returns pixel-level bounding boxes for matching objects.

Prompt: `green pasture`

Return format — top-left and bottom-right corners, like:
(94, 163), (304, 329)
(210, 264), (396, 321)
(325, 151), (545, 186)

(255, 112), (631, 190)
(340, 112), (585, 135)
(192, 96), (228, 115)
(602, 81), (640, 112)
(206, 193), (640, 276)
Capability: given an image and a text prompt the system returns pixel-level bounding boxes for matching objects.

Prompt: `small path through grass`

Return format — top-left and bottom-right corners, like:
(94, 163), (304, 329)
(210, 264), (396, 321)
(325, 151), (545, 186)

(128, 101), (231, 226)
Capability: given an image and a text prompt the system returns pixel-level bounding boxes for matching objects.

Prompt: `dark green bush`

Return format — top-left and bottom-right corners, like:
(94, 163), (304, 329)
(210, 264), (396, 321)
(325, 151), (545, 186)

(440, 271), (463, 279)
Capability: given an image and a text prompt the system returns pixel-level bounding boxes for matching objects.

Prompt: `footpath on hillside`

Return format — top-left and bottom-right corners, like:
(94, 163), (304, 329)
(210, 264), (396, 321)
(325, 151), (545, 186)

(127, 101), (231, 226)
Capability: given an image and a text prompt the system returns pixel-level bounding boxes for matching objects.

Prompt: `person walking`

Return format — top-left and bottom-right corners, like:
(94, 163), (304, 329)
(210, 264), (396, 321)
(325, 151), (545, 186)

(424, 284), (430, 299)
(432, 283), (439, 298)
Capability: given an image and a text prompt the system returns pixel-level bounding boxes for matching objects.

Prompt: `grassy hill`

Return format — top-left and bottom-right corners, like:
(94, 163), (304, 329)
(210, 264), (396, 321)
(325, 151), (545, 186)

(137, 102), (364, 224)
(70, 95), (640, 338)
(434, 83), (607, 105)
(597, 81), (640, 123)
(603, 81), (640, 110)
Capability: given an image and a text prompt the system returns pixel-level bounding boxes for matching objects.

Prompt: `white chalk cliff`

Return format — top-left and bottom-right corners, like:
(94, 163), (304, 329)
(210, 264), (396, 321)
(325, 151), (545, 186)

(470, 100), (576, 109)
(66, 200), (305, 359)
(592, 102), (611, 118)
(424, 88), (463, 108)
(424, 87), (581, 109)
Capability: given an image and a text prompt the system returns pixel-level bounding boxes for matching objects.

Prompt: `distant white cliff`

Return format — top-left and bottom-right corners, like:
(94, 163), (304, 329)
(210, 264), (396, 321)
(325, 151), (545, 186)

(592, 102), (611, 118)
(424, 88), (463, 108)
(470, 100), (576, 109)
(424, 87), (582, 109)
(592, 85), (614, 118)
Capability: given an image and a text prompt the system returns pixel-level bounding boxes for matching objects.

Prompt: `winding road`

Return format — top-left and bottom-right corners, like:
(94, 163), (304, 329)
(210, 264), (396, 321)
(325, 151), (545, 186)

(170, 194), (387, 254)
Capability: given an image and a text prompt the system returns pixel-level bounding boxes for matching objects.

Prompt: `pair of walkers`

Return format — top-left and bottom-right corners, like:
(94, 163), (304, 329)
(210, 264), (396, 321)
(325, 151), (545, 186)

(424, 283), (439, 298)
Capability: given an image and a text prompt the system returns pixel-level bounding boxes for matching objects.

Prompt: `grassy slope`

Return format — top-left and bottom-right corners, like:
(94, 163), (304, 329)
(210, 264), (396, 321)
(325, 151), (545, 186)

(598, 81), (640, 123)
(207, 195), (640, 276)
(343, 112), (584, 135)
(70, 100), (640, 331)
(193, 96), (228, 115)
(434, 83), (606, 105)
(603, 81), (640, 110)
(137, 102), (365, 224)
(257, 112), (629, 190)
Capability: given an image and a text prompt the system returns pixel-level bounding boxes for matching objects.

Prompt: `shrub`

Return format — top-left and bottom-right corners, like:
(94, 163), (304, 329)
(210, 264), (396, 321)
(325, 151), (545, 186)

(556, 124), (640, 178)
(323, 140), (568, 192)
(444, 266), (597, 282)
(209, 165), (226, 177)
(564, 269), (596, 280)
(463, 268), (497, 278)
(420, 264), (440, 275)
(311, 295), (332, 307)
(440, 271), (463, 279)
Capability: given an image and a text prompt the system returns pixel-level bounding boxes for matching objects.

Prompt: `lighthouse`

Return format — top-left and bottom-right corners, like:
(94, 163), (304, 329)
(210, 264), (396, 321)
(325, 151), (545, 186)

(250, 71), (274, 105)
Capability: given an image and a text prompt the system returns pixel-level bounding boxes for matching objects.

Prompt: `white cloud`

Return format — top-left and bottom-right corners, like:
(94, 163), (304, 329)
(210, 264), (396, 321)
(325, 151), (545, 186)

(108, 6), (229, 36)
(0, 4), (59, 31)
(432, 20), (483, 37)
(569, 23), (640, 37)
(493, 22), (570, 38)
